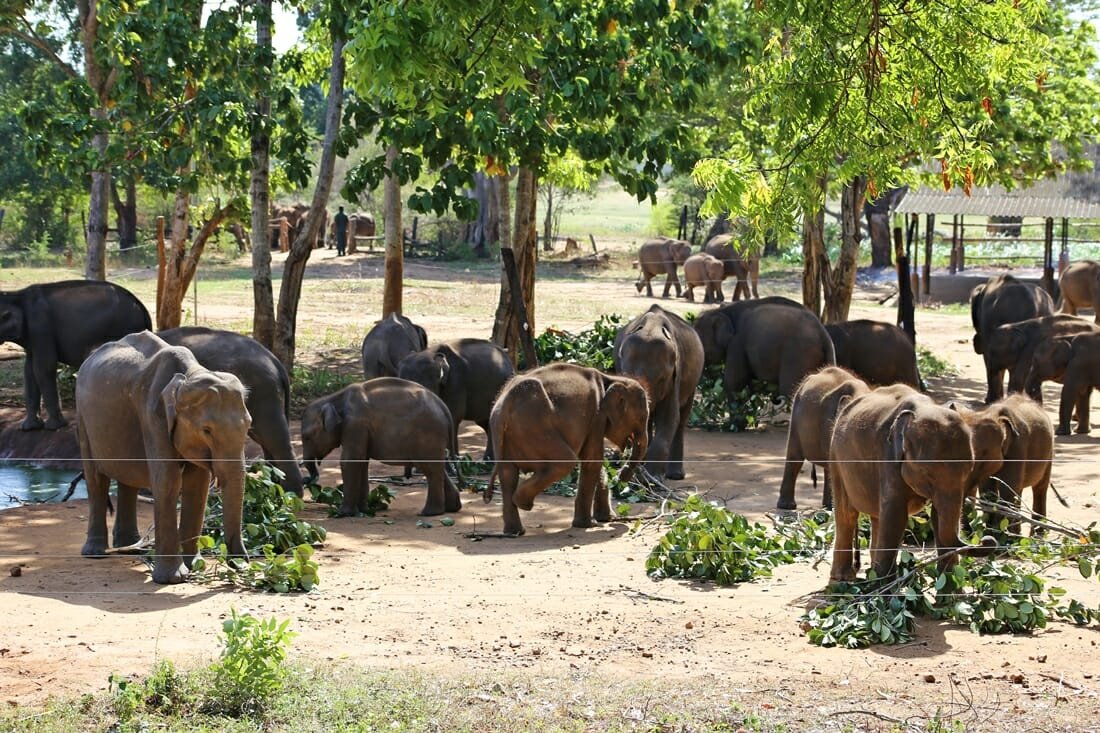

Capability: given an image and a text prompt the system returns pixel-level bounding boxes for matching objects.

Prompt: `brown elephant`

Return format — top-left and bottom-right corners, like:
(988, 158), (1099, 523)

(634, 237), (693, 298)
(1026, 331), (1100, 435)
(361, 313), (428, 380)
(953, 395), (1053, 535)
(828, 384), (981, 581)
(702, 233), (760, 300)
(777, 366), (870, 510)
(1058, 260), (1100, 323)
(613, 305), (704, 480)
(76, 331), (252, 585)
(970, 274), (1055, 403)
(825, 320), (922, 388)
(484, 364), (649, 536)
(300, 378), (460, 517)
(270, 202), (309, 248)
(347, 213), (376, 253)
(681, 253), (726, 303)
(982, 315), (1099, 400)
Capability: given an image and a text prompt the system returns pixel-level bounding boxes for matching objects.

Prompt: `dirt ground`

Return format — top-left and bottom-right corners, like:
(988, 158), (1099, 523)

(2, 250), (1100, 730)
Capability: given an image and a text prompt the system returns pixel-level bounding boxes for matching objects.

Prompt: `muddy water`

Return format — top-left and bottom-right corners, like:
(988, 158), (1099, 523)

(0, 464), (83, 509)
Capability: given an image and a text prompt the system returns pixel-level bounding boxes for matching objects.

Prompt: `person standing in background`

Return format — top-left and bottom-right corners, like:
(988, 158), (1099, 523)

(334, 206), (349, 256)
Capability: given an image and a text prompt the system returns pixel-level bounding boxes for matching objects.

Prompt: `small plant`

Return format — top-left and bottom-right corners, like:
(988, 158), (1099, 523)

(916, 345), (959, 379)
(206, 609), (296, 717)
(110, 660), (194, 721)
(290, 364), (358, 411)
(690, 369), (789, 431)
(534, 313), (624, 371)
(306, 481), (393, 517)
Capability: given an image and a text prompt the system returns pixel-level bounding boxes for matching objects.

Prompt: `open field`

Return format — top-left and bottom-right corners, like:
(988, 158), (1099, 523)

(1, 250), (1100, 731)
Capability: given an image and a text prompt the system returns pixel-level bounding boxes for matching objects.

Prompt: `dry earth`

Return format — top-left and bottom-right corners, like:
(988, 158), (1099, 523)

(1, 249), (1100, 730)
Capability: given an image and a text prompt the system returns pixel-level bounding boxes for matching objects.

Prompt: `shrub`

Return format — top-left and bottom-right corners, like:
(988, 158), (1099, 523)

(206, 610), (296, 717)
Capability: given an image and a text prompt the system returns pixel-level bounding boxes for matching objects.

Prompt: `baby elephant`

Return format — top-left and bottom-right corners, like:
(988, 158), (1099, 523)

(1027, 331), (1100, 435)
(484, 363), (650, 536)
(681, 253), (726, 303)
(300, 378), (460, 517)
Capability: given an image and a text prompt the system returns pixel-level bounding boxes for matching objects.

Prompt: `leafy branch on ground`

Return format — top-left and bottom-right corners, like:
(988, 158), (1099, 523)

(916, 345), (959, 379)
(306, 480), (394, 518)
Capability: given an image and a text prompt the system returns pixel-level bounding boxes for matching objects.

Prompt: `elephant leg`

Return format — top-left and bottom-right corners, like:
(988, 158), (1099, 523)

(443, 472), (462, 513)
(870, 494), (908, 578)
(1029, 464), (1051, 537)
(418, 462), (452, 516)
(665, 404), (690, 481)
(661, 272), (675, 298)
(574, 439), (607, 527)
(984, 363), (1005, 404)
(822, 466), (833, 510)
(715, 282), (725, 302)
(179, 467), (211, 568)
(478, 419), (494, 463)
(338, 451), (369, 517)
(29, 350), (67, 430)
(931, 492), (968, 573)
(642, 274), (654, 298)
(495, 463), (525, 537)
(19, 357), (44, 430)
(81, 469), (112, 558)
(513, 459), (575, 512)
(776, 438), (804, 511)
(112, 483), (142, 549)
(1056, 384), (1076, 435)
(828, 473), (858, 582)
(252, 419), (303, 497)
(151, 474), (187, 585)
(635, 273), (646, 294)
(685, 286), (696, 302)
(1075, 388), (1091, 434)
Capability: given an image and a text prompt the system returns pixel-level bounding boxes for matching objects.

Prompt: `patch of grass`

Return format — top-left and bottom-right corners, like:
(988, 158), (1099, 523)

(290, 363), (360, 412)
(916, 345), (959, 379)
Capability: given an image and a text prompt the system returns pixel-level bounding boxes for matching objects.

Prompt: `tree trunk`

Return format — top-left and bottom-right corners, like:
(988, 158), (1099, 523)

(492, 166), (537, 363)
(110, 174), (138, 252)
(822, 175), (867, 323)
(466, 171), (497, 258)
(382, 144), (403, 317)
(250, 0), (275, 349)
(156, 190), (227, 329)
(801, 204), (825, 319)
(78, 1), (115, 281)
(542, 184), (553, 252)
(273, 30), (345, 371)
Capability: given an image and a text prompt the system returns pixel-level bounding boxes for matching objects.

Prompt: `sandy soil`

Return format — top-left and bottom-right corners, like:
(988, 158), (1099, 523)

(2, 252), (1100, 729)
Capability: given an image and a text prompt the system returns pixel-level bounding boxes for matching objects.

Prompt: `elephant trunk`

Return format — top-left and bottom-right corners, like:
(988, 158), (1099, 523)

(303, 455), (321, 482)
(618, 431), (649, 485)
(215, 458), (248, 558)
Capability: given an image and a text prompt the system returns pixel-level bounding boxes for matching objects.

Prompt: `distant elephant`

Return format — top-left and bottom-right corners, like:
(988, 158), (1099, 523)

(825, 319), (921, 388)
(777, 366), (870, 510)
(693, 297), (835, 425)
(397, 338), (515, 460)
(347, 213), (376, 253)
(158, 326), (302, 497)
(953, 395), (1053, 535)
(300, 378), (460, 517)
(681, 253), (726, 303)
(703, 233), (760, 300)
(634, 237), (693, 298)
(361, 313), (428, 380)
(484, 363), (649, 536)
(77, 331), (252, 585)
(270, 202), (309, 248)
(1026, 331), (1100, 435)
(982, 315), (1099, 400)
(829, 384), (985, 581)
(1058, 260), (1100, 323)
(613, 305), (704, 480)
(0, 280), (151, 430)
(970, 274), (1055, 403)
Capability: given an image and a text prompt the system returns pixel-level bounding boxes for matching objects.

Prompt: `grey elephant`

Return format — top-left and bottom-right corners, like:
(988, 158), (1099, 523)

(954, 395), (1053, 535)
(970, 274), (1055, 403)
(681, 252), (726, 303)
(829, 384), (985, 581)
(397, 338), (514, 460)
(824, 319), (922, 388)
(777, 366), (870, 510)
(300, 378), (460, 517)
(484, 363), (649, 536)
(634, 237), (693, 298)
(0, 280), (151, 430)
(1026, 331), (1100, 435)
(702, 233), (760, 300)
(613, 305), (704, 480)
(77, 331), (252, 585)
(1058, 260), (1100, 323)
(982, 315), (1099, 400)
(361, 313), (428, 380)
(693, 297), (835, 425)
(158, 326), (302, 497)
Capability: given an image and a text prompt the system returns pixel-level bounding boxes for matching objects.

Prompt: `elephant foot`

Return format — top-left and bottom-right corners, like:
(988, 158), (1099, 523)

(502, 524), (526, 537)
(44, 415), (69, 430)
(829, 567), (857, 584)
(512, 487), (538, 511)
(112, 530), (142, 549)
(19, 415), (43, 431)
(445, 496), (463, 513)
(571, 516), (596, 529)
(336, 505), (359, 517)
(418, 504), (446, 517)
(776, 497), (798, 511)
(81, 539), (108, 557)
(593, 509), (612, 523)
(1055, 425), (1071, 436)
(665, 468), (685, 481)
(152, 562), (189, 585)
(1075, 425), (1091, 435)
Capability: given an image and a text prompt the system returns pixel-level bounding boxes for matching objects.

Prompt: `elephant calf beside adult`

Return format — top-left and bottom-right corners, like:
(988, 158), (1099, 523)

(1026, 331), (1100, 435)
(0, 280), (151, 430)
(77, 331), (252, 585)
(158, 326), (303, 497)
(702, 233), (760, 301)
(825, 319), (922, 388)
(693, 297), (835, 427)
(613, 305), (704, 480)
(971, 273), (1055, 403)
(982, 315), (1098, 401)
(680, 253), (726, 303)
(634, 237), (692, 298)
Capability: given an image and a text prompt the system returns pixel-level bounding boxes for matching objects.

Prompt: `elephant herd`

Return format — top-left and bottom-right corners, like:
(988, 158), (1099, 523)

(2, 263), (1098, 586)
(634, 234), (760, 304)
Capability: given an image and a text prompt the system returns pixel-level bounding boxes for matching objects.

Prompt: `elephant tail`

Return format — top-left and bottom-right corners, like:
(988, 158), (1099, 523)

(1051, 480), (1070, 508)
(483, 465), (499, 503)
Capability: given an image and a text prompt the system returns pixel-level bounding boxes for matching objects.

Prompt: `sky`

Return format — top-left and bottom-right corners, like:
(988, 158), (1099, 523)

(272, 4), (302, 54)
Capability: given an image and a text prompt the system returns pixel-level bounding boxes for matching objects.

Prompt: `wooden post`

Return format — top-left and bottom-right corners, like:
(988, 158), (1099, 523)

(958, 215), (966, 270)
(589, 233), (598, 254)
(1042, 217), (1055, 295)
(155, 215), (166, 319)
(923, 213), (934, 297)
(501, 247), (538, 369)
(894, 225), (915, 343)
(949, 215), (958, 274)
(1059, 217), (1070, 274)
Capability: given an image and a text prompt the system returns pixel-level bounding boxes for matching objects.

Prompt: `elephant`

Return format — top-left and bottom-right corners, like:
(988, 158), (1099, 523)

(361, 313), (428, 380)
(397, 338), (515, 460)
(483, 363), (649, 536)
(1058, 260), (1100, 323)
(634, 237), (693, 298)
(158, 326), (302, 497)
(300, 378), (460, 517)
(702, 233), (760, 300)
(1026, 331), (1100, 435)
(953, 395), (1053, 535)
(824, 320), (922, 388)
(982, 315), (1099, 400)
(970, 274), (1055, 403)
(76, 331), (252, 585)
(269, 202), (309, 248)
(613, 305), (704, 480)
(693, 297), (835, 425)
(828, 384), (984, 581)
(0, 280), (151, 430)
(777, 366), (870, 510)
(681, 253), (726, 303)
(329, 213), (376, 253)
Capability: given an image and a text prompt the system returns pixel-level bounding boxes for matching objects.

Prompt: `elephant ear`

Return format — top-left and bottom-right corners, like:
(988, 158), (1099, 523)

(434, 352), (450, 387)
(321, 402), (342, 435)
(887, 409), (915, 461)
(997, 414), (1019, 454)
(414, 325), (428, 350)
(160, 373), (188, 436)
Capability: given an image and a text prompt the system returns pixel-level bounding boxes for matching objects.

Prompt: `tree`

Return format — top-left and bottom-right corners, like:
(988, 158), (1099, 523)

(251, 0), (276, 349)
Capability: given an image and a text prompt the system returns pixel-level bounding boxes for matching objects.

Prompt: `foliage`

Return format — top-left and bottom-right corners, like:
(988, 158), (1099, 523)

(207, 610), (296, 717)
(534, 314), (624, 372)
(197, 540), (320, 593)
(916, 346), (959, 379)
(690, 369), (790, 432)
(306, 481), (394, 518)
(290, 365), (360, 412)
(110, 660), (195, 722)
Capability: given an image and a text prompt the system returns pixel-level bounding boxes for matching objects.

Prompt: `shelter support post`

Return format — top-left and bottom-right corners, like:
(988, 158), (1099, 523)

(923, 213), (934, 297)
(1042, 217), (1055, 296)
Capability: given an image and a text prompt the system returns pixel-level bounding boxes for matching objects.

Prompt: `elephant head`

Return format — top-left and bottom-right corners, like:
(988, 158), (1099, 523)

(399, 347), (451, 396)
(985, 324), (1027, 373)
(300, 398), (344, 481)
(693, 309), (734, 365)
(599, 376), (650, 482)
(161, 369), (252, 556)
(890, 408), (975, 501)
(0, 299), (24, 344)
(1028, 336), (1074, 387)
(665, 239), (692, 267)
(949, 403), (1017, 492)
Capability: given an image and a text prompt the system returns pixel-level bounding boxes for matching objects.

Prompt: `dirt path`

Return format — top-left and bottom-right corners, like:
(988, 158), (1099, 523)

(1, 262), (1100, 729)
